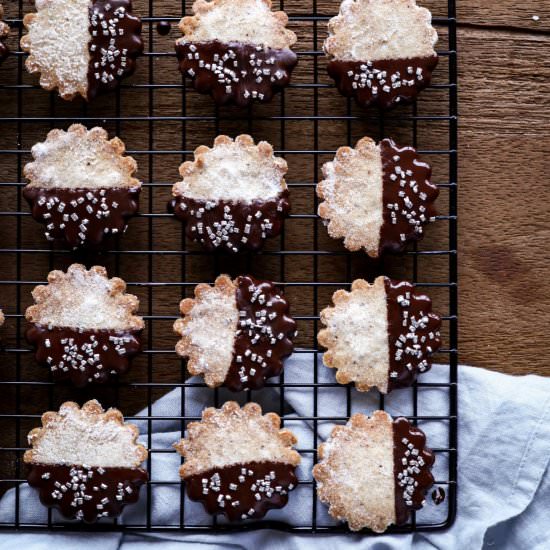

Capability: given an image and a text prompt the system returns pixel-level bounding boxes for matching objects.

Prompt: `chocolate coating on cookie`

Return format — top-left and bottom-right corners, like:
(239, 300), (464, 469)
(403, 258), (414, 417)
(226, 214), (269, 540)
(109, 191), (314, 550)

(27, 464), (147, 523)
(23, 187), (140, 250)
(225, 275), (296, 391)
(176, 40), (297, 106)
(186, 461), (297, 521)
(26, 325), (142, 387)
(328, 56), (438, 110)
(169, 191), (289, 253)
(385, 278), (441, 391)
(87, 0), (143, 100)
(392, 417), (435, 525)
(379, 139), (438, 255)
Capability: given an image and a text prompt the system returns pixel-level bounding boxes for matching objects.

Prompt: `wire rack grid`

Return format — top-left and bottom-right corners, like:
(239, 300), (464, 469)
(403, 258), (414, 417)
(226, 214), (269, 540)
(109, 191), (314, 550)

(0, 0), (457, 534)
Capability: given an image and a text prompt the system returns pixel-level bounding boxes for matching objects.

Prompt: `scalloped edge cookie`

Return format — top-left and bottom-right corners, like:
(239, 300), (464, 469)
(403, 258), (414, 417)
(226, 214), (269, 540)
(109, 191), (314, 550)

(23, 125), (142, 249)
(318, 276), (442, 393)
(21, 0), (143, 101)
(313, 410), (435, 532)
(25, 399), (148, 523)
(174, 274), (296, 391)
(317, 136), (438, 257)
(174, 401), (300, 521)
(170, 135), (290, 252)
(324, 0), (438, 109)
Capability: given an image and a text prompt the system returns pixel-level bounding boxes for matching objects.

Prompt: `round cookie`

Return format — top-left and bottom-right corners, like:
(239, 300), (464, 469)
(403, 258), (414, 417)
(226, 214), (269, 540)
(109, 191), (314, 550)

(23, 125), (141, 250)
(169, 135), (290, 253)
(174, 274), (297, 391)
(318, 276), (442, 393)
(21, 0), (143, 101)
(175, 0), (298, 106)
(25, 264), (144, 387)
(174, 401), (300, 521)
(317, 136), (439, 257)
(25, 400), (148, 523)
(324, 0), (438, 109)
(313, 410), (435, 532)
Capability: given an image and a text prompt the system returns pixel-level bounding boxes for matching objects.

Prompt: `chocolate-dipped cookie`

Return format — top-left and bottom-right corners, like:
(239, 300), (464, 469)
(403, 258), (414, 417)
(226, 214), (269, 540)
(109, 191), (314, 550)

(174, 274), (296, 392)
(318, 276), (441, 393)
(174, 401), (300, 521)
(313, 410), (435, 532)
(25, 400), (148, 523)
(25, 264), (144, 387)
(175, 0), (297, 106)
(0, 5), (9, 63)
(317, 136), (438, 257)
(324, 0), (438, 109)
(169, 135), (290, 253)
(23, 125), (141, 250)
(21, 0), (143, 101)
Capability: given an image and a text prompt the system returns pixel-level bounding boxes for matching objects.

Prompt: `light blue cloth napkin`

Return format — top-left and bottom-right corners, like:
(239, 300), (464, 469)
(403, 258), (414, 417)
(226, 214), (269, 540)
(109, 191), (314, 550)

(1, 358), (549, 550)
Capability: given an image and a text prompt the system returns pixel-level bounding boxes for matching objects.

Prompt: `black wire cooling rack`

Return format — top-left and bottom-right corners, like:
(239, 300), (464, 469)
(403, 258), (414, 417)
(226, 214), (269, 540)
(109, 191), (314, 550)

(0, 0), (457, 534)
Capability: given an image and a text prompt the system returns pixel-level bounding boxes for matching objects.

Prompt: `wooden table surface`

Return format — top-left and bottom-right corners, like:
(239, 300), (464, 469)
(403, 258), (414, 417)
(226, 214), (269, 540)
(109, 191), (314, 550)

(458, 1), (550, 375)
(0, 0), (547, 426)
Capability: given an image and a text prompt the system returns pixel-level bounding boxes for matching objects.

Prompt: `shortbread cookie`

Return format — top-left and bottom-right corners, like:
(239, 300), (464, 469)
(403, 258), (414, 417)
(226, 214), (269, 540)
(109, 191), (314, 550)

(0, 5), (9, 63)
(313, 410), (434, 532)
(318, 276), (441, 393)
(169, 135), (290, 252)
(175, 0), (297, 106)
(25, 264), (144, 387)
(21, 0), (143, 101)
(325, 0), (438, 109)
(25, 400), (148, 523)
(317, 137), (438, 257)
(174, 401), (300, 521)
(23, 125), (141, 250)
(174, 274), (296, 391)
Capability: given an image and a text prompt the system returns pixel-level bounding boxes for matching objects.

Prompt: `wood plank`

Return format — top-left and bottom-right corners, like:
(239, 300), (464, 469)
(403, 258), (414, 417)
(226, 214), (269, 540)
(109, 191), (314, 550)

(458, 1), (550, 31)
(458, 27), (550, 375)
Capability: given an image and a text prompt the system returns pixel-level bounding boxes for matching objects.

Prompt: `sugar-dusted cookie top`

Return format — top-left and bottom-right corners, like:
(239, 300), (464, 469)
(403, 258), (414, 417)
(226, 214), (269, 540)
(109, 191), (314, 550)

(25, 400), (148, 523)
(174, 135), (287, 203)
(25, 265), (144, 387)
(26, 264), (144, 332)
(24, 125), (140, 190)
(175, 0), (297, 105)
(313, 410), (435, 532)
(24, 399), (147, 468)
(21, 0), (143, 101)
(179, 0), (296, 49)
(318, 276), (441, 393)
(170, 135), (290, 252)
(317, 137), (438, 257)
(175, 401), (300, 477)
(324, 0), (438, 109)
(174, 401), (300, 521)
(325, 0), (437, 62)
(174, 274), (296, 391)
